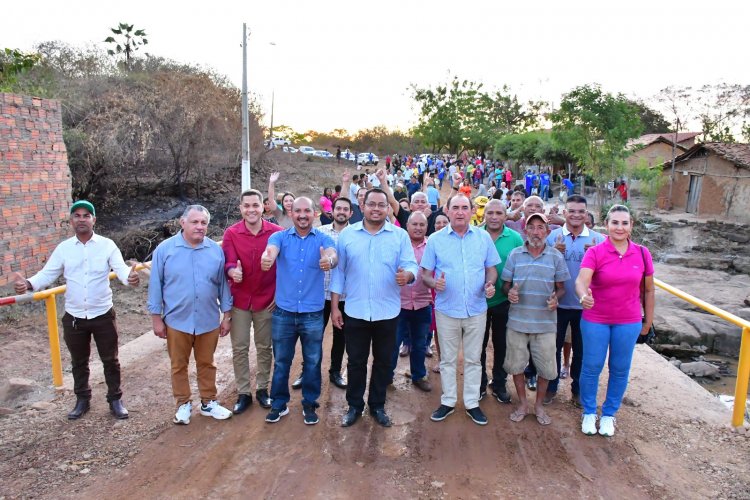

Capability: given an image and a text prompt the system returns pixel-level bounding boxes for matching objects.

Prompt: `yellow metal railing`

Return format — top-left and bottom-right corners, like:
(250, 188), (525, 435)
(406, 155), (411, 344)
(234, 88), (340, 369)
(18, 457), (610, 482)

(654, 278), (750, 427)
(2, 268), (749, 427)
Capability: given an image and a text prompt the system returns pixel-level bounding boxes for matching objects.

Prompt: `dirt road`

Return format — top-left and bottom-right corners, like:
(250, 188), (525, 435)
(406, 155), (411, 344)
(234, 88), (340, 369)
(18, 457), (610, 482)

(3, 311), (748, 499)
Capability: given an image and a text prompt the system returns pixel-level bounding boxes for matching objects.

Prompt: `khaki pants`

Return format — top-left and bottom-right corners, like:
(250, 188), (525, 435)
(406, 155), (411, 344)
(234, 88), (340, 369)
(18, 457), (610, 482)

(435, 311), (486, 409)
(166, 326), (219, 407)
(230, 306), (273, 394)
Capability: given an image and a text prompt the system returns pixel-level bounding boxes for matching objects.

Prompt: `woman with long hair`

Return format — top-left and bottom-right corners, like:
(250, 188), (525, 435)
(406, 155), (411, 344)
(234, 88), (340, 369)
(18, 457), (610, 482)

(575, 205), (654, 437)
(267, 172), (294, 228)
(320, 187), (333, 225)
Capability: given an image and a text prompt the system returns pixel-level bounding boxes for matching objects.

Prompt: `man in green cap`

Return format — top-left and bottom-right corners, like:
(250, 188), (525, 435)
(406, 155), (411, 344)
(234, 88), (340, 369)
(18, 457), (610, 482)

(11, 200), (140, 420)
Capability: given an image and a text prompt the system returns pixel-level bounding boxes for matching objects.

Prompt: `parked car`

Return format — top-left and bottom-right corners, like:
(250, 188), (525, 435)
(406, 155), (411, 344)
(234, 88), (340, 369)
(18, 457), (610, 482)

(299, 146), (316, 155)
(341, 151), (357, 161)
(282, 146), (298, 153)
(270, 136), (290, 146)
(357, 152), (379, 166)
(314, 150), (334, 158)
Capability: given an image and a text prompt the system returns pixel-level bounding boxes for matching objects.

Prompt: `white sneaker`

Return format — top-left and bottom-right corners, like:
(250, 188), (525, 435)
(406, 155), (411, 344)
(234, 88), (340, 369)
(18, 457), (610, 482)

(173, 402), (192, 425)
(200, 400), (232, 420)
(581, 413), (598, 435)
(599, 416), (615, 437)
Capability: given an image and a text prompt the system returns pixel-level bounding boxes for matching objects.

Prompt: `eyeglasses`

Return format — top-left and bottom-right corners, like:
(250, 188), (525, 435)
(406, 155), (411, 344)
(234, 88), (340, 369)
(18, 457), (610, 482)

(365, 202), (389, 209)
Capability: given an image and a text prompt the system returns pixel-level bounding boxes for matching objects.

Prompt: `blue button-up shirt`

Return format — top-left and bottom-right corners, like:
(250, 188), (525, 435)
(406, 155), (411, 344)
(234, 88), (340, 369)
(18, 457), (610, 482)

(268, 227), (334, 313)
(147, 232), (232, 335)
(547, 225), (603, 310)
(421, 225), (501, 319)
(330, 221), (418, 321)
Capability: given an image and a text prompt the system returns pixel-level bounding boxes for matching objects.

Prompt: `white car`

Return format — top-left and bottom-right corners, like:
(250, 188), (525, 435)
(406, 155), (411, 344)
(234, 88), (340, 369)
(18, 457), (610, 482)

(282, 146), (298, 153)
(341, 151), (357, 161)
(270, 137), (290, 146)
(358, 152), (379, 166)
(314, 150), (334, 158)
(298, 146), (316, 155)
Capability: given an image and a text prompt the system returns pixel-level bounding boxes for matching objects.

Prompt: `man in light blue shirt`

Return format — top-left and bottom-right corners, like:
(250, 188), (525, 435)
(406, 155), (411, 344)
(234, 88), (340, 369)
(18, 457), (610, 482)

(420, 194), (500, 426)
(148, 205), (233, 425)
(331, 188), (418, 428)
(260, 197), (336, 425)
(426, 178), (440, 211)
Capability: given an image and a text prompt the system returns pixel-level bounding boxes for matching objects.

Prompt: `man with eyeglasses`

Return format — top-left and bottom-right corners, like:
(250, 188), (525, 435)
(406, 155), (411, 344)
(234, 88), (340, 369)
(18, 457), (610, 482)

(331, 188), (418, 428)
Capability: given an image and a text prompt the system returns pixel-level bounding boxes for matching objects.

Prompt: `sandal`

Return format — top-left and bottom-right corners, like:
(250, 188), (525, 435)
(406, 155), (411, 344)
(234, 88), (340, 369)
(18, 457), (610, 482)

(509, 408), (528, 422)
(535, 411), (552, 426)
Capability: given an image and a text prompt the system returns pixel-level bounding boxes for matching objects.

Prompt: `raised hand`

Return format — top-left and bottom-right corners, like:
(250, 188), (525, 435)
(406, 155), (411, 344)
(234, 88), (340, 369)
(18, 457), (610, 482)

(10, 272), (29, 295)
(231, 260), (243, 283)
(395, 267), (411, 286)
(435, 272), (447, 292)
(508, 282), (520, 304)
(375, 168), (387, 184)
(342, 169), (351, 184)
(269, 172), (280, 183)
(580, 288), (594, 309)
(260, 248), (274, 272)
(127, 263), (140, 286)
(319, 247), (332, 271)
(554, 233), (566, 254)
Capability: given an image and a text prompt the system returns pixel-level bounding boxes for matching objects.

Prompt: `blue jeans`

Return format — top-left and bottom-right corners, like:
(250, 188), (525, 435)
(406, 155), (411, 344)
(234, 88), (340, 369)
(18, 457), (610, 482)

(270, 308), (324, 410)
(540, 184), (549, 200)
(579, 319), (641, 417)
(390, 306), (431, 382)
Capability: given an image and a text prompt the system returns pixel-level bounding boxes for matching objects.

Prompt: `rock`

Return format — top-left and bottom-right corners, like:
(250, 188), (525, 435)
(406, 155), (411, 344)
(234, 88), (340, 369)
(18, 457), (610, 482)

(669, 358), (682, 368)
(30, 401), (56, 411)
(0, 378), (36, 402)
(0, 406), (15, 415)
(737, 308), (750, 321)
(732, 257), (750, 274)
(680, 361), (721, 379)
(745, 296), (750, 307)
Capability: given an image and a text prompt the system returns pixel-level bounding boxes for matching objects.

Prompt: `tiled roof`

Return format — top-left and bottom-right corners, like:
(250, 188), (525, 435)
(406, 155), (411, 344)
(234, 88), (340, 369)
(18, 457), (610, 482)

(664, 142), (750, 170)
(629, 132), (701, 148)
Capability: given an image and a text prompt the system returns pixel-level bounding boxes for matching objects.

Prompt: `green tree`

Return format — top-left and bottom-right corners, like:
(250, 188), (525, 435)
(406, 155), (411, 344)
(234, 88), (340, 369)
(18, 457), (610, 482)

(628, 99), (672, 134)
(0, 48), (41, 92)
(104, 23), (148, 70)
(629, 157), (667, 214)
(551, 84), (643, 204)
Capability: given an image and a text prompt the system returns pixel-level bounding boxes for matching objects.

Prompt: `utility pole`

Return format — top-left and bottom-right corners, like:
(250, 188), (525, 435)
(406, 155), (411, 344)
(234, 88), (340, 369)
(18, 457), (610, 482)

(269, 90), (274, 144)
(241, 23), (251, 190)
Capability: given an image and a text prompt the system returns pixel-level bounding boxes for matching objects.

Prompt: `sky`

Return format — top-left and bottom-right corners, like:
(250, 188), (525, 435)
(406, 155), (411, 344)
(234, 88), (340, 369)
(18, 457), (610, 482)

(4, 0), (749, 135)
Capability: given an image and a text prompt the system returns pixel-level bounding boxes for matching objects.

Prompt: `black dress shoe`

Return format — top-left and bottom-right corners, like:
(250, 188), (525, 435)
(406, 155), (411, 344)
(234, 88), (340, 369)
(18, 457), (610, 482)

(291, 375), (303, 390)
(370, 408), (392, 427)
(233, 394), (253, 414)
(329, 372), (347, 389)
(109, 399), (129, 419)
(68, 399), (90, 420)
(255, 389), (272, 409)
(341, 407), (362, 427)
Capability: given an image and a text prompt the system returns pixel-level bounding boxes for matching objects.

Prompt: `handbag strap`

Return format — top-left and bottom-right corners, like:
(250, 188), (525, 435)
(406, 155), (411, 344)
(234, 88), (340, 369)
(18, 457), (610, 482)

(639, 244), (646, 309)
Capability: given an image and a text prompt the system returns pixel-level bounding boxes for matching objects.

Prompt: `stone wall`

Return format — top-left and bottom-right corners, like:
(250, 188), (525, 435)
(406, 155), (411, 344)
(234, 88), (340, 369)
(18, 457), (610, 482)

(0, 93), (71, 287)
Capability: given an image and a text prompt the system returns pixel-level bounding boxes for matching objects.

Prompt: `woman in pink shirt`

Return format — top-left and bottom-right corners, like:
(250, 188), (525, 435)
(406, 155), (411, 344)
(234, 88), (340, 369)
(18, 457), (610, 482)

(575, 205), (655, 437)
(319, 188), (333, 225)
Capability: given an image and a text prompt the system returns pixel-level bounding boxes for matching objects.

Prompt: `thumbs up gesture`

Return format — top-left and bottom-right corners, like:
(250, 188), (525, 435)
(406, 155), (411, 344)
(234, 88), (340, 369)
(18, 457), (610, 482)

(11, 272), (29, 295)
(127, 263), (141, 287)
(319, 247), (332, 271)
(260, 248), (274, 272)
(584, 237), (599, 251)
(580, 288), (594, 309)
(231, 260), (243, 283)
(554, 233), (566, 254)
(508, 282), (520, 304)
(484, 281), (495, 299)
(395, 267), (411, 286)
(546, 291), (558, 310)
(434, 272), (447, 292)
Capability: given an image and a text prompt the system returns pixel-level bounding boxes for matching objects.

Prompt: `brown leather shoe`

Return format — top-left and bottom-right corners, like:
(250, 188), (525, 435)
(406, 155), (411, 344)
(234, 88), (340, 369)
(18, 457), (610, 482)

(412, 377), (432, 392)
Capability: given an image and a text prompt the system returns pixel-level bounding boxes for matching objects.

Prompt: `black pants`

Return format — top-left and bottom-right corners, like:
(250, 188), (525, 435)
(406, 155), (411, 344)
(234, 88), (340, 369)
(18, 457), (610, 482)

(344, 315), (397, 412)
(480, 301), (510, 393)
(62, 309), (122, 402)
(323, 299), (346, 374)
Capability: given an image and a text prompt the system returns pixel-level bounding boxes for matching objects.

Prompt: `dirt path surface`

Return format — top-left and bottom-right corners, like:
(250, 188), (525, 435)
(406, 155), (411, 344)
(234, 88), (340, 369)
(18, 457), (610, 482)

(2, 304), (749, 499)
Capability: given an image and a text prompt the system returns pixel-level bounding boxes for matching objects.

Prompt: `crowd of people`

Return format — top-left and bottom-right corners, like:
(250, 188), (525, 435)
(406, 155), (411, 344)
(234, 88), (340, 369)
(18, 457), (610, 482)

(10, 160), (654, 438)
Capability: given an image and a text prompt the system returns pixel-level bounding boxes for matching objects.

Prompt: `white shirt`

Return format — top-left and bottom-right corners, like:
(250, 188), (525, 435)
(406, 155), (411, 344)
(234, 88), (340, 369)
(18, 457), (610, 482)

(369, 174), (381, 187)
(28, 233), (132, 319)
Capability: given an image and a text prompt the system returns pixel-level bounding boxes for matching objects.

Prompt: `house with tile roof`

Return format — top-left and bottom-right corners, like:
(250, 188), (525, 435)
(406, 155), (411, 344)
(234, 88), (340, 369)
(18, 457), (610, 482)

(627, 132), (701, 168)
(657, 142), (750, 221)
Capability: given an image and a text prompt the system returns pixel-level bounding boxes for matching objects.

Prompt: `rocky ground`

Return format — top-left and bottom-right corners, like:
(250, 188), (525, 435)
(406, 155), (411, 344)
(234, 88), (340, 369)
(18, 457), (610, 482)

(1, 151), (749, 498)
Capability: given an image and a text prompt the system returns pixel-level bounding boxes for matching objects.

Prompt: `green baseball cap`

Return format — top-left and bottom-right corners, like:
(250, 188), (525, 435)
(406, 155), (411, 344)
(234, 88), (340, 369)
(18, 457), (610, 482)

(70, 200), (96, 216)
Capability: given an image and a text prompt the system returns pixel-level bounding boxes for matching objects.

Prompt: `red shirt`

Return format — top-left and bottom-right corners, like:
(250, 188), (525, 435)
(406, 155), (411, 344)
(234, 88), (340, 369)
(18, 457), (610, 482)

(222, 219), (282, 311)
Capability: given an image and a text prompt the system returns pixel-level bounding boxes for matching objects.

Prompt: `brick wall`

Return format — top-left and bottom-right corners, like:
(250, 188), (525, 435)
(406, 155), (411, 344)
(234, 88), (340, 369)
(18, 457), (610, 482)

(0, 93), (72, 287)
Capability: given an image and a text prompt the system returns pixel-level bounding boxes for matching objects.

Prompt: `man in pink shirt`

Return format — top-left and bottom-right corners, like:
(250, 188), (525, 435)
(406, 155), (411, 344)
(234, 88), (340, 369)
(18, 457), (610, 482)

(390, 211), (434, 391)
(222, 189), (283, 414)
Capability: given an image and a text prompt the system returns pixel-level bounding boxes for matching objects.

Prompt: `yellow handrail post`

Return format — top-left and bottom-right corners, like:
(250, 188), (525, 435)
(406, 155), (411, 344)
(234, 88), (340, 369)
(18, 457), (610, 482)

(44, 295), (63, 388)
(732, 326), (750, 427)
